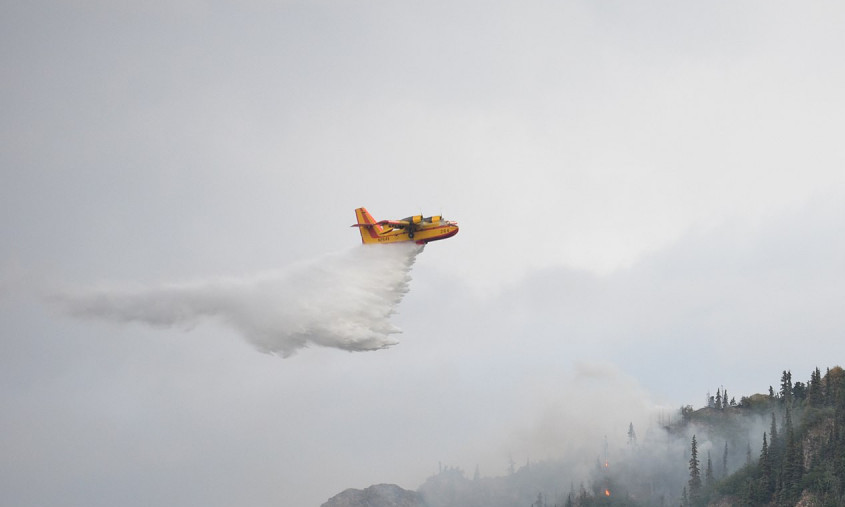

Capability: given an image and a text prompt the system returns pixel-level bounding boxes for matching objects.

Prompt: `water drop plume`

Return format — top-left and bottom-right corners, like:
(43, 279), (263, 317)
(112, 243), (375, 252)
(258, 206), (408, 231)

(57, 244), (423, 356)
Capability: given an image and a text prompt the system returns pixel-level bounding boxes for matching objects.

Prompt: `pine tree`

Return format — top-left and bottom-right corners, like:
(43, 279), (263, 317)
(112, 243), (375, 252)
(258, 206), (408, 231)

(809, 366), (823, 406)
(780, 370), (793, 404)
(782, 406), (804, 501)
(742, 479), (755, 506)
(759, 432), (771, 499)
(715, 389), (722, 410)
(825, 367), (833, 405)
(705, 451), (714, 489)
(769, 412), (779, 461)
(628, 422), (637, 446)
(689, 435), (702, 504)
(793, 381), (806, 401)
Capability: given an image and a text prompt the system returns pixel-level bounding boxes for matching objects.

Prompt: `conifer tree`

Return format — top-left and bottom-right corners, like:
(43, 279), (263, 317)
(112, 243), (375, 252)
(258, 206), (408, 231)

(742, 479), (755, 506)
(780, 370), (793, 403)
(705, 451), (714, 489)
(793, 380), (806, 401)
(628, 422), (637, 446)
(782, 406), (804, 501)
(689, 435), (702, 504)
(809, 366), (823, 406)
(769, 412), (779, 463)
(758, 432), (771, 499)
(825, 366), (833, 405)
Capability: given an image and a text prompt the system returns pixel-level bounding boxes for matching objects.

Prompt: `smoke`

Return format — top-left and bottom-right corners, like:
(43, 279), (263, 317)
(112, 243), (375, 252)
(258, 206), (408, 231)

(55, 244), (423, 356)
(416, 361), (775, 507)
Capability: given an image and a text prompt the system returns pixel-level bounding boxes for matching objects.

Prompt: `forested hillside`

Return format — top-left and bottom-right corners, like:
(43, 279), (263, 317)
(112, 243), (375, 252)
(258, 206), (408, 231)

(323, 366), (845, 507)
(702, 366), (845, 506)
(562, 366), (845, 507)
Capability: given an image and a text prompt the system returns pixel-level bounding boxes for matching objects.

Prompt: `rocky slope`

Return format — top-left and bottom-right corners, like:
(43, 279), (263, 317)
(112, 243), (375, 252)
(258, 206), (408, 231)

(321, 483), (425, 507)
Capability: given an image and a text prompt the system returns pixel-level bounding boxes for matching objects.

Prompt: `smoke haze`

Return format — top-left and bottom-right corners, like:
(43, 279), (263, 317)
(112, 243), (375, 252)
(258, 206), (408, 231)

(4, 1), (845, 505)
(56, 244), (422, 356)
(417, 362), (773, 507)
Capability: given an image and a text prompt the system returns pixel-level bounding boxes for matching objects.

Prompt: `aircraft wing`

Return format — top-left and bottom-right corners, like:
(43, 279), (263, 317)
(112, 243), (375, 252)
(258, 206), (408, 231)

(376, 220), (411, 227)
(351, 220), (409, 228)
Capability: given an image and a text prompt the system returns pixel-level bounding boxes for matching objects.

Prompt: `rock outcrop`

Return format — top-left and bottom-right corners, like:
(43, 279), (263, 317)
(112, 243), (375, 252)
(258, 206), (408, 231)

(321, 483), (425, 507)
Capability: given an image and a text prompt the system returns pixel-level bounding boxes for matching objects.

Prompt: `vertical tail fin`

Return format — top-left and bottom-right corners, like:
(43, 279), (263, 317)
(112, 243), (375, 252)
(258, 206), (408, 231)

(354, 207), (382, 244)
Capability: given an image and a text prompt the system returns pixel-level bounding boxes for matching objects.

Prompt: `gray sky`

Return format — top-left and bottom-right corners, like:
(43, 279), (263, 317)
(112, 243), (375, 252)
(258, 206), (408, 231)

(3, 1), (845, 505)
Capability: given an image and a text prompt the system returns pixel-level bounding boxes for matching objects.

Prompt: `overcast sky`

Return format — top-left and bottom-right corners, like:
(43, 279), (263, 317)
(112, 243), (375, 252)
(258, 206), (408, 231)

(3, 1), (845, 506)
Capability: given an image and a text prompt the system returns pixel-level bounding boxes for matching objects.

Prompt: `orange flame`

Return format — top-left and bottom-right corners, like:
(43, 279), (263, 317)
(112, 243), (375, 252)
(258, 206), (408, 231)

(605, 488), (611, 497)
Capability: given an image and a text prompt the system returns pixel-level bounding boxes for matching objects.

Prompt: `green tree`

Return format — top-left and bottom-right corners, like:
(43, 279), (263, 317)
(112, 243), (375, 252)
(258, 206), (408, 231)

(782, 406), (804, 501)
(780, 370), (793, 404)
(769, 412), (780, 464)
(705, 451), (714, 489)
(809, 367), (823, 406)
(758, 432), (771, 500)
(628, 422), (637, 446)
(793, 381), (806, 402)
(741, 479), (755, 506)
(689, 435), (702, 504)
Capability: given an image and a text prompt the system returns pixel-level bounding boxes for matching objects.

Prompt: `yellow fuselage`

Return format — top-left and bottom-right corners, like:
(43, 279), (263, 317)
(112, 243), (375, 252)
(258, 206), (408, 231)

(365, 222), (459, 245)
(354, 208), (459, 245)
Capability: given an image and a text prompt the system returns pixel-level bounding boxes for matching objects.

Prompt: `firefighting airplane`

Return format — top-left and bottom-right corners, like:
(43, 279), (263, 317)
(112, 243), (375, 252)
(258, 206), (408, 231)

(352, 207), (459, 245)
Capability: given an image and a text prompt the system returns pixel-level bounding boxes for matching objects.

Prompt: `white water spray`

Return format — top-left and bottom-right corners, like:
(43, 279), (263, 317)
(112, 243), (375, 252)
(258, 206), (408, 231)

(56, 244), (423, 356)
